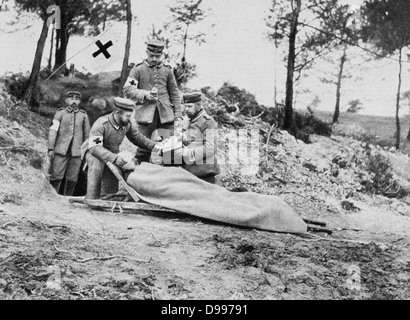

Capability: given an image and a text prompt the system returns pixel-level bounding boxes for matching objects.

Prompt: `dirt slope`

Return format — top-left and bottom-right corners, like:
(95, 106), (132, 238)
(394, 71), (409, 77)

(1, 95), (410, 300)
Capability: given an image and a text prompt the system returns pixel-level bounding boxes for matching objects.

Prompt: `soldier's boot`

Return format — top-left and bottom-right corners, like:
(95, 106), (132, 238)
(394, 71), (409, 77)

(50, 180), (62, 194)
(85, 154), (104, 200)
(64, 180), (77, 197)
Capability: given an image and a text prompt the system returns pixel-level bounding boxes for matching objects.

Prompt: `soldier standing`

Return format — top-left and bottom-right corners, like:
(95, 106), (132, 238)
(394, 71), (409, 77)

(48, 91), (90, 196)
(123, 39), (182, 163)
(82, 97), (162, 200)
(177, 92), (220, 184)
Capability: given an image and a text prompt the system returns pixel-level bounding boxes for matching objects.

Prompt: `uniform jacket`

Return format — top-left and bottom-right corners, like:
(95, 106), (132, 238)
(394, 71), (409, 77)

(123, 61), (182, 125)
(182, 110), (220, 177)
(82, 113), (156, 164)
(48, 106), (90, 157)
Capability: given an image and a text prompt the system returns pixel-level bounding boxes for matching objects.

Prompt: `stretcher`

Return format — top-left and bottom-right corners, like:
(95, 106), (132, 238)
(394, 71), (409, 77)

(69, 162), (332, 234)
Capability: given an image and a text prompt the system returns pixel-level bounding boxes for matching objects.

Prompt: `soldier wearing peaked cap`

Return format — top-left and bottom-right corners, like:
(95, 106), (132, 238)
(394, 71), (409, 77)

(175, 92), (220, 184)
(81, 97), (163, 199)
(48, 91), (90, 196)
(123, 39), (182, 163)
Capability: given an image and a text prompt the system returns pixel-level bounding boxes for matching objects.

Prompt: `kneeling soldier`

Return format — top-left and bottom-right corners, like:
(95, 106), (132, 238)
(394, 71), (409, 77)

(177, 92), (220, 184)
(48, 91), (90, 196)
(82, 97), (162, 199)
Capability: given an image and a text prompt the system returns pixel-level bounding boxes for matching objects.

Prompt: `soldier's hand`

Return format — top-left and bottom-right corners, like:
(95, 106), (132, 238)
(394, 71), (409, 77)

(114, 155), (128, 167)
(48, 151), (55, 160)
(174, 117), (183, 128)
(145, 92), (157, 102)
(152, 143), (164, 156)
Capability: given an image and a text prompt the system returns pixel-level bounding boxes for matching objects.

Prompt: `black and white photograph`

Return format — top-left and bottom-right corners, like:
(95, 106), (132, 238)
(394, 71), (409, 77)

(0, 0), (409, 303)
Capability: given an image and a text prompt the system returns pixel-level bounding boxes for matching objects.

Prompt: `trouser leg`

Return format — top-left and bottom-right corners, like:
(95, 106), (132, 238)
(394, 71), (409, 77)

(135, 108), (174, 163)
(101, 165), (119, 197)
(64, 157), (82, 196)
(85, 153), (105, 200)
(50, 180), (62, 193)
(50, 154), (70, 195)
(135, 123), (156, 163)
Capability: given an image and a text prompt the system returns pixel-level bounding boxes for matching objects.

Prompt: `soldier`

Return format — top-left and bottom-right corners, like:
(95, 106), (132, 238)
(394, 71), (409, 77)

(48, 91), (90, 196)
(82, 97), (162, 200)
(123, 39), (182, 163)
(176, 92), (220, 184)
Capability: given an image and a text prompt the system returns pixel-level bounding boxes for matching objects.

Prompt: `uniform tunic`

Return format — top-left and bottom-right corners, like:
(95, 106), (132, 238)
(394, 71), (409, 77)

(48, 106), (90, 182)
(83, 113), (156, 199)
(123, 61), (182, 162)
(123, 61), (182, 124)
(182, 110), (220, 178)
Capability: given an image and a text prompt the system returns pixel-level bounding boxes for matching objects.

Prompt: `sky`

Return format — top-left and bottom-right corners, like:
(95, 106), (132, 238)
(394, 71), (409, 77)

(1, 0), (410, 117)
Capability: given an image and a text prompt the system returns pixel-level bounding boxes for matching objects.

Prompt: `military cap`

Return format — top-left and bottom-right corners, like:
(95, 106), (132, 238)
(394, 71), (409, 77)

(147, 40), (165, 56)
(183, 92), (202, 104)
(113, 97), (135, 112)
(66, 91), (82, 99)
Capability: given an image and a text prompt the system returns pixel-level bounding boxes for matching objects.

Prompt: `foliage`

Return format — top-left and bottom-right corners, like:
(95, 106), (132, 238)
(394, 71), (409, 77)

(361, 152), (409, 199)
(361, 0), (410, 149)
(216, 82), (264, 118)
(149, 0), (214, 87)
(4, 73), (30, 100)
(361, 0), (410, 57)
(294, 110), (332, 143)
(347, 99), (363, 113)
(173, 60), (197, 88)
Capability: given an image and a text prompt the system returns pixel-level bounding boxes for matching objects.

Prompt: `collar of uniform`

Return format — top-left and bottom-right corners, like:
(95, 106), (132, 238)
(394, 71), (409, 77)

(109, 113), (125, 131)
(191, 109), (206, 124)
(144, 60), (163, 68)
(65, 106), (80, 113)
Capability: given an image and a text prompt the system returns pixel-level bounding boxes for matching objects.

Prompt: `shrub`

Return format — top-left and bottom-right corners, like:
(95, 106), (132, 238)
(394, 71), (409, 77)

(293, 110), (332, 143)
(4, 72), (30, 100)
(217, 82), (265, 118)
(361, 152), (409, 198)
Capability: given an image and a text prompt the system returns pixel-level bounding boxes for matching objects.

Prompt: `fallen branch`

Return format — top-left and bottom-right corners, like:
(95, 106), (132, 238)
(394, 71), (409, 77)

(77, 255), (151, 264)
(245, 110), (265, 121)
(297, 233), (375, 245)
(1, 221), (16, 229)
(53, 245), (77, 259)
(265, 122), (278, 153)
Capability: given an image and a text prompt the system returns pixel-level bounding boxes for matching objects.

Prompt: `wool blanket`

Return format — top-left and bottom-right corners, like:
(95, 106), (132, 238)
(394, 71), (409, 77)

(126, 163), (307, 234)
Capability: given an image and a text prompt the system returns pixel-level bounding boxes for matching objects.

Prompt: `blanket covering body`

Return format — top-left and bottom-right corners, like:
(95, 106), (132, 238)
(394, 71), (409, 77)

(127, 163), (307, 234)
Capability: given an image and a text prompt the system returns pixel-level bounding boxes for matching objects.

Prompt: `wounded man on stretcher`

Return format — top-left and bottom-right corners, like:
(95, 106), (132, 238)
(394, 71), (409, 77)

(92, 151), (308, 235)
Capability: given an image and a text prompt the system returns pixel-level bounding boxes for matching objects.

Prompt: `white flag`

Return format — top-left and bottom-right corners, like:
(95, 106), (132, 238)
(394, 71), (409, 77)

(73, 28), (123, 74)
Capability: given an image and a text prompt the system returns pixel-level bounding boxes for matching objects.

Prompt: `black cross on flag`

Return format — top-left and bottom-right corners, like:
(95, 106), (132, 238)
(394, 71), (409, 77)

(72, 28), (121, 74)
(93, 40), (113, 59)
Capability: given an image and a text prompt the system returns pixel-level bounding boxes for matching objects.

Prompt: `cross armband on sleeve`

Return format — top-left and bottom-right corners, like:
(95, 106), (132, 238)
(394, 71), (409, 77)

(124, 77), (138, 89)
(50, 120), (60, 131)
(89, 136), (104, 148)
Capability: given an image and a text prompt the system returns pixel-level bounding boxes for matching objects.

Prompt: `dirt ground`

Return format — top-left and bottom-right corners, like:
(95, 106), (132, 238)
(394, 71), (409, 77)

(1, 185), (409, 300)
(1, 95), (409, 300)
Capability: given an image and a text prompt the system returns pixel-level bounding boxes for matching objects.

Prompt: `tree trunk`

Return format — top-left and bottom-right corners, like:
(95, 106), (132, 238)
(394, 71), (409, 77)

(24, 19), (49, 110)
(183, 24), (189, 61)
(333, 43), (348, 124)
(48, 25), (55, 72)
(119, 0), (132, 96)
(395, 48), (402, 150)
(284, 0), (301, 133)
(53, 1), (69, 75)
(0, 0), (6, 12)
(407, 112), (410, 140)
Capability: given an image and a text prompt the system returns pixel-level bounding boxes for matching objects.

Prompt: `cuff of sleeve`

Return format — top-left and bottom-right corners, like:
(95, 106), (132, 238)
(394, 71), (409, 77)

(109, 154), (118, 164)
(183, 147), (195, 162)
